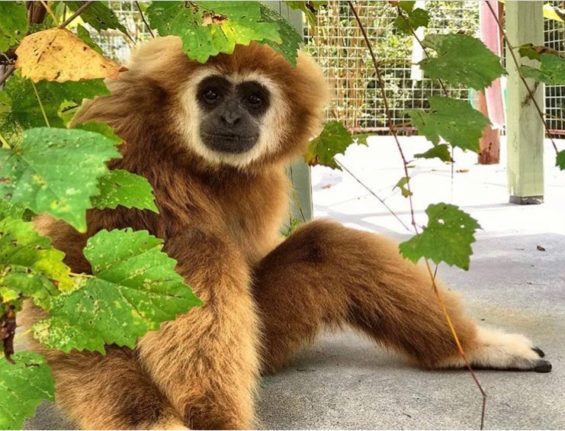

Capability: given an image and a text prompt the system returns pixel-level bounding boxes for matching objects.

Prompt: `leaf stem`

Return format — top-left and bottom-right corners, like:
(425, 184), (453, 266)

(346, 1), (418, 231)
(348, 2), (487, 429)
(395, 6), (456, 184)
(39, 0), (59, 25)
(485, 1), (559, 155)
(0, 65), (15, 87)
(135, 1), (155, 39)
(31, 81), (50, 128)
(59, 1), (94, 29)
(424, 261), (487, 430)
(335, 159), (412, 232)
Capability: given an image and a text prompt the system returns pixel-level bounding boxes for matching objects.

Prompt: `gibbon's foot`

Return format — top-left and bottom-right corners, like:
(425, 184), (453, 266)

(439, 327), (552, 373)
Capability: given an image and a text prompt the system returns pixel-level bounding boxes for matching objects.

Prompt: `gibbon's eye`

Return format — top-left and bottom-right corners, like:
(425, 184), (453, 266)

(203, 88), (220, 104)
(246, 94), (263, 107)
(196, 76), (231, 110)
(237, 80), (271, 116)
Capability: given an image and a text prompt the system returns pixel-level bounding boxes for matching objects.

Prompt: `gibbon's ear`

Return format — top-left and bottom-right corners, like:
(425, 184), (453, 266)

(72, 36), (196, 130)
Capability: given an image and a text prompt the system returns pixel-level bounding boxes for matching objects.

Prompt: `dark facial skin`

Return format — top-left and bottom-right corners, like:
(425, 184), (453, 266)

(197, 75), (271, 154)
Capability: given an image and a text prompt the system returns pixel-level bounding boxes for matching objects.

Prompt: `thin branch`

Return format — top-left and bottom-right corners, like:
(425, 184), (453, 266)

(39, 0), (58, 25)
(397, 6), (449, 95)
(485, 1), (559, 155)
(31, 81), (51, 128)
(335, 159), (412, 233)
(395, 6), (456, 181)
(348, 2), (487, 429)
(135, 1), (155, 39)
(59, 1), (94, 29)
(424, 261), (487, 430)
(347, 1), (418, 230)
(0, 65), (15, 87)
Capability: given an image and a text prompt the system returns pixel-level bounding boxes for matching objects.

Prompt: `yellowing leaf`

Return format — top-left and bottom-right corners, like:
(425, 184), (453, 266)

(15, 28), (122, 83)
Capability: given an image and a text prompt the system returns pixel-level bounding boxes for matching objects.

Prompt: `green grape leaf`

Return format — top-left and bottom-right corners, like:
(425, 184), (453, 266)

(399, 203), (481, 270)
(66, 1), (129, 35)
(556, 150), (565, 170)
(0, 128), (120, 232)
(420, 34), (506, 90)
(521, 52), (565, 85)
(285, 1), (326, 28)
(0, 200), (26, 220)
(305, 120), (352, 169)
(0, 352), (55, 430)
(398, 1), (416, 13)
(91, 170), (158, 213)
(0, 2), (28, 52)
(33, 229), (202, 353)
(0, 216), (73, 308)
(518, 43), (543, 61)
(394, 8), (429, 34)
(407, 96), (489, 153)
(353, 133), (370, 145)
(76, 24), (104, 54)
(394, 176), (412, 198)
(414, 144), (453, 162)
(147, 1), (283, 64)
(260, 4), (302, 67)
(0, 74), (109, 134)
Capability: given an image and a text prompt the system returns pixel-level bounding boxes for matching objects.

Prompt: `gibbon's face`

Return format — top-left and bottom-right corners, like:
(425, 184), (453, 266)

(197, 75), (270, 154)
(178, 68), (288, 168)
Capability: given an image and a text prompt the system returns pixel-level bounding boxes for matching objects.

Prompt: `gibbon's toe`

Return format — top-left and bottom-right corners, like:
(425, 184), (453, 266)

(532, 346), (546, 358)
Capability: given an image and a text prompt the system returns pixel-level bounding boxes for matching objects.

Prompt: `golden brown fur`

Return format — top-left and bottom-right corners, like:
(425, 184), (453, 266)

(23, 37), (550, 429)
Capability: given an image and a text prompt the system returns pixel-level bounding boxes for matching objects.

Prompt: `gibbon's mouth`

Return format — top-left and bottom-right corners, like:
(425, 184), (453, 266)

(200, 131), (259, 154)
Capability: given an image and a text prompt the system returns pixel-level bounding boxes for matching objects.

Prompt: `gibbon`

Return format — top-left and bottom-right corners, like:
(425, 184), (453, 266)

(23, 36), (551, 430)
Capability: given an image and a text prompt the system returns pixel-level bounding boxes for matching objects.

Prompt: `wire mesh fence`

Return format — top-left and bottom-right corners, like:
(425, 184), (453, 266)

(303, 0), (479, 133)
(91, 1), (152, 63)
(544, 1), (565, 135)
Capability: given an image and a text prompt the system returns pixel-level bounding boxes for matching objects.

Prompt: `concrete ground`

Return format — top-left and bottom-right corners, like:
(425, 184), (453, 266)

(25, 137), (564, 429)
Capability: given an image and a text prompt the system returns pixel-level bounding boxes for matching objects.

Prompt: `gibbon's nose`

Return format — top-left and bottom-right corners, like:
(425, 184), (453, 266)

(220, 101), (241, 127)
(221, 112), (240, 126)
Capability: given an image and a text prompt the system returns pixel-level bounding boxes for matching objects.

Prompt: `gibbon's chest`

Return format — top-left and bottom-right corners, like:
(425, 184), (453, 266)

(220, 172), (290, 266)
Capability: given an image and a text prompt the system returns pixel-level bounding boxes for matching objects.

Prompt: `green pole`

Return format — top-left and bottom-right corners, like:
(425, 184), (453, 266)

(266, 1), (314, 224)
(505, 1), (545, 204)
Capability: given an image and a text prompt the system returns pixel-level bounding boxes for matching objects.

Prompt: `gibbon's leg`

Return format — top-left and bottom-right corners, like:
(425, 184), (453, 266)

(21, 223), (186, 430)
(253, 220), (551, 374)
(19, 318), (185, 430)
(136, 230), (261, 430)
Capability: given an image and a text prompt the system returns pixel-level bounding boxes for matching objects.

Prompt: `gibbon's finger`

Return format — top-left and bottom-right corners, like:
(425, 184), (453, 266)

(532, 346), (546, 358)
(533, 359), (552, 373)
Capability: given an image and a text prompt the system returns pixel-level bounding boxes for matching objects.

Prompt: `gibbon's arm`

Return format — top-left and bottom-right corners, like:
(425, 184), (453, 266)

(136, 228), (261, 429)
